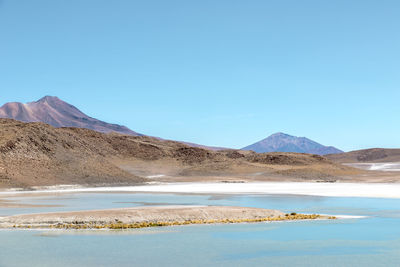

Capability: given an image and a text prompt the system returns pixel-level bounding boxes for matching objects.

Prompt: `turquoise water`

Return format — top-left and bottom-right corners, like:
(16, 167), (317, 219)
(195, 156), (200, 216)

(1, 193), (400, 266)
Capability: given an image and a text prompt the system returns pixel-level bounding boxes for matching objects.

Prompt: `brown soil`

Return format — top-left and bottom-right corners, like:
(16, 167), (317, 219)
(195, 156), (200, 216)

(0, 119), (363, 188)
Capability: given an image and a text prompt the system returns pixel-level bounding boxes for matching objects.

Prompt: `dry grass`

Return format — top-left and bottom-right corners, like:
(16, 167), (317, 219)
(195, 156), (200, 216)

(0, 206), (335, 229)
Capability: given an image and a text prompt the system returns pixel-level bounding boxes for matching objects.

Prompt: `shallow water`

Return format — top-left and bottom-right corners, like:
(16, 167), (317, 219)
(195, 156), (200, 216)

(346, 162), (400, 172)
(1, 193), (400, 266)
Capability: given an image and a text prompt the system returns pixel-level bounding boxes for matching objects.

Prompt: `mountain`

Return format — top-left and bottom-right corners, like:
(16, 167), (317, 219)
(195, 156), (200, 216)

(0, 96), (231, 150)
(326, 148), (400, 163)
(242, 132), (343, 155)
(0, 96), (141, 136)
(0, 119), (357, 188)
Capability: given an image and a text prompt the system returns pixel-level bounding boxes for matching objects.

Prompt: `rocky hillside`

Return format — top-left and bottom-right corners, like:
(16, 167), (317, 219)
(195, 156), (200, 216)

(242, 132), (343, 155)
(0, 119), (146, 188)
(0, 119), (358, 188)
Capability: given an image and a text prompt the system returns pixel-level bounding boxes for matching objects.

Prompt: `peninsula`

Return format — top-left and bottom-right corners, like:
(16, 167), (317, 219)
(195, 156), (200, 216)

(0, 206), (334, 230)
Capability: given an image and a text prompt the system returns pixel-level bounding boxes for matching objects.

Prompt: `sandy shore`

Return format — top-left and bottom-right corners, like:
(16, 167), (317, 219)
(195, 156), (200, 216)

(3, 182), (400, 199)
(0, 205), (333, 229)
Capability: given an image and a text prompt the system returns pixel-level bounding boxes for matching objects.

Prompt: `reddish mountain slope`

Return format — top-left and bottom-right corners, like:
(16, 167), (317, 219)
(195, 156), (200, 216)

(0, 96), (141, 136)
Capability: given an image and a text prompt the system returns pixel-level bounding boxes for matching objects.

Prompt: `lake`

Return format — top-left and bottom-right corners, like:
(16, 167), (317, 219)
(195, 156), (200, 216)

(1, 192), (400, 266)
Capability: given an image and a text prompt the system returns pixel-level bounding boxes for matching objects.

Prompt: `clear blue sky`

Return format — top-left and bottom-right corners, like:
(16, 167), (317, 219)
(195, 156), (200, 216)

(1, 0), (399, 151)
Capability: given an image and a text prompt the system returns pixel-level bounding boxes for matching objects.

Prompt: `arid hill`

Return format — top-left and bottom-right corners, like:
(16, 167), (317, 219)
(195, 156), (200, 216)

(326, 148), (400, 163)
(0, 119), (359, 188)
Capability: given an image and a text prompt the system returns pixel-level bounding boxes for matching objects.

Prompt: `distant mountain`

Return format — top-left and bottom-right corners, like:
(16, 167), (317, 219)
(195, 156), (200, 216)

(0, 96), (141, 136)
(242, 132), (343, 155)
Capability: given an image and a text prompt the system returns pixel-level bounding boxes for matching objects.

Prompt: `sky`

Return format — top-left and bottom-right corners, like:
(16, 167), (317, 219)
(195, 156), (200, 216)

(0, 0), (399, 151)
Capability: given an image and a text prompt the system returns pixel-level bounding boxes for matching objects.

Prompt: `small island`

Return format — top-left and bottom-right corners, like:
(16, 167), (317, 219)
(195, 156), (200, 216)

(0, 206), (336, 230)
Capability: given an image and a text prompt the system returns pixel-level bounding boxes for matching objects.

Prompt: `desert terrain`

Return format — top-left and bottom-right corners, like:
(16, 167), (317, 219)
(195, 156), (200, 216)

(0, 118), (366, 189)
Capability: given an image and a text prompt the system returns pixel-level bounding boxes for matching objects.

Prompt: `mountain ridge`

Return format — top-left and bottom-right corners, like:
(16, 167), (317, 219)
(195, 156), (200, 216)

(242, 132), (343, 155)
(0, 96), (142, 136)
(0, 97), (343, 155)
(0, 96), (229, 151)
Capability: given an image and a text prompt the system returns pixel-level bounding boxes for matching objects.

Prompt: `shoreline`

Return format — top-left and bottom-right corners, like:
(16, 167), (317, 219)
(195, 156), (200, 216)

(2, 181), (400, 199)
(0, 205), (335, 230)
